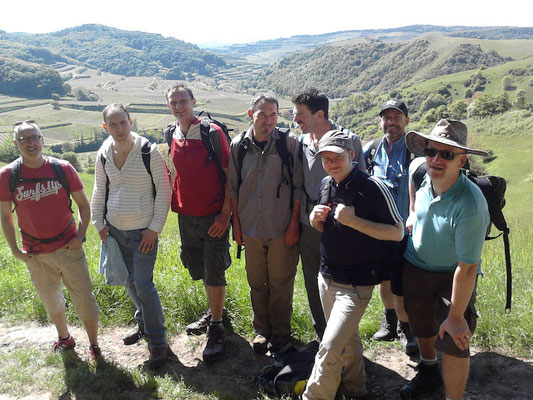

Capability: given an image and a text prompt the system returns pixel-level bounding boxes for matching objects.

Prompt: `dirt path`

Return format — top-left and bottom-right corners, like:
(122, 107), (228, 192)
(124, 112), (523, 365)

(1, 323), (532, 399)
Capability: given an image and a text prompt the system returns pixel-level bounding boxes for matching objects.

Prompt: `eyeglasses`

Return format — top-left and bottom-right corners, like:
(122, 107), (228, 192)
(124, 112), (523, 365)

(424, 148), (466, 161)
(17, 135), (42, 144)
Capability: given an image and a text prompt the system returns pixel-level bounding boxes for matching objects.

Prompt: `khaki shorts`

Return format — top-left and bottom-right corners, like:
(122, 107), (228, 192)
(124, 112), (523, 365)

(25, 247), (99, 322)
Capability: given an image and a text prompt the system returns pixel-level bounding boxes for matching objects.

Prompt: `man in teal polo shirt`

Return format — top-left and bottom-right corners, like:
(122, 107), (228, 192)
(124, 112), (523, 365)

(399, 119), (490, 400)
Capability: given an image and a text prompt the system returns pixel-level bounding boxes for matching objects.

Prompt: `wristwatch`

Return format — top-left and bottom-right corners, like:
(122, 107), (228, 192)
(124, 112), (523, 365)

(78, 236), (87, 243)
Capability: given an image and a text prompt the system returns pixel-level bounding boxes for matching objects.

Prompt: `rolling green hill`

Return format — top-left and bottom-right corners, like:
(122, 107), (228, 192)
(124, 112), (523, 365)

(0, 24), (226, 79)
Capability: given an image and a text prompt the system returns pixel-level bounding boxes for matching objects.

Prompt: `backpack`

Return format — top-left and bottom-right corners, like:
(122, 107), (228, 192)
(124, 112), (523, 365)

(8, 157), (75, 245)
(100, 141), (159, 221)
(164, 111), (233, 186)
(234, 127), (295, 209)
(412, 162), (512, 311)
(364, 136), (415, 174)
(256, 342), (318, 398)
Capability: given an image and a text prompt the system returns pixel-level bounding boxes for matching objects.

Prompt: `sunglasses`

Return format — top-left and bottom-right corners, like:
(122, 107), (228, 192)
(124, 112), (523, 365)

(13, 120), (37, 127)
(424, 148), (466, 161)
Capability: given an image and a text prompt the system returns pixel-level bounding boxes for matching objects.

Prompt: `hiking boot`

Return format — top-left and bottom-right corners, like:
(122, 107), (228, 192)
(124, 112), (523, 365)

(145, 345), (171, 370)
(399, 362), (443, 399)
(372, 309), (398, 341)
(202, 323), (226, 363)
(268, 334), (291, 354)
(88, 345), (103, 362)
(53, 335), (76, 351)
(398, 321), (419, 356)
(122, 327), (145, 345)
(185, 309), (212, 335)
(253, 334), (269, 354)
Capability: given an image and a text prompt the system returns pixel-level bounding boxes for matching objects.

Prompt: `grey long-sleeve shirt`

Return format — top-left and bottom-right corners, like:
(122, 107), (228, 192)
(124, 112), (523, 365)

(229, 126), (303, 239)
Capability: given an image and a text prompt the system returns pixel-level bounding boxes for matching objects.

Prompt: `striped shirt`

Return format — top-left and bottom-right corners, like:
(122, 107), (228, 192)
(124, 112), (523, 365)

(91, 133), (171, 233)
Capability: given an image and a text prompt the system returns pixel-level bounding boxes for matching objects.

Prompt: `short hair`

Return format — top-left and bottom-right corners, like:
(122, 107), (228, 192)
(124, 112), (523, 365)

(250, 94), (279, 113)
(13, 121), (41, 140)
(292, 88), (329, 120)
(102, 103), (131, 123)
(166, 82), (195, 101)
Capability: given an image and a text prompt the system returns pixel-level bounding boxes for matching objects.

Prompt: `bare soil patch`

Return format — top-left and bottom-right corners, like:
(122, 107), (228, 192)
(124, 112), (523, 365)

(1, 323), (532, 399)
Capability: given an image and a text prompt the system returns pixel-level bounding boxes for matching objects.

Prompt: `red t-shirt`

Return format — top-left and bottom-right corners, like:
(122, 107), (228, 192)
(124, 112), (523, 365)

(0, 158), (83, 254)
(171, 119), (229, 216)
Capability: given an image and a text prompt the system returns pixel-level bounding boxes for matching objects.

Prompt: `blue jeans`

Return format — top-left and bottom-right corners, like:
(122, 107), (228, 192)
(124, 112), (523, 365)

(109, 225), (167, 347)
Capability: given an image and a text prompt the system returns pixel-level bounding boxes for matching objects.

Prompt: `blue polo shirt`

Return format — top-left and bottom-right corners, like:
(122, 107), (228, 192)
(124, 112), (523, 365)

(404, 172), (490, 272)
(365, 136), (410, 223)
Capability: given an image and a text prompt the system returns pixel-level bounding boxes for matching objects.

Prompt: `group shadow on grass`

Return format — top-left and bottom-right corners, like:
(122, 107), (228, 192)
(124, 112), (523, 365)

(55, 333), (533, 400)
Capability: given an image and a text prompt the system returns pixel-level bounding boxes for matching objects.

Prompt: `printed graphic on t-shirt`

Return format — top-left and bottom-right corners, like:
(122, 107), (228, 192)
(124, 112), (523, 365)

(15, 180), (63, 203)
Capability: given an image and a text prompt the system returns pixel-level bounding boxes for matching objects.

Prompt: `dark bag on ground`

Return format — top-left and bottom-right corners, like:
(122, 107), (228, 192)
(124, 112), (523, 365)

(256, 342), (318, 398)
(412, 162), (512, 311)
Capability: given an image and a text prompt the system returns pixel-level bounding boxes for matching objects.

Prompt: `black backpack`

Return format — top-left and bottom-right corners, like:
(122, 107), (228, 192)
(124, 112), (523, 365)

(8, 157), (75, 245)
(364, 136), (415, 174)
(256, 342), (318, 398)
(234, 127), (294, 209)
(164, 111), (233, 186)
(412, 162), (512, 311)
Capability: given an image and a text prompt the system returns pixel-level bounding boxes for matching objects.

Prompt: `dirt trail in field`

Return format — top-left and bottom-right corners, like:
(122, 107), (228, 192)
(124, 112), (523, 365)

(1, 322), (532, 400)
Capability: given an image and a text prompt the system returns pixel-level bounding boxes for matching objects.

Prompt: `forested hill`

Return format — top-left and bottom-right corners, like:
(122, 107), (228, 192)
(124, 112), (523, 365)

(246, 36), (518, 97)
(0, 24), (226, 78)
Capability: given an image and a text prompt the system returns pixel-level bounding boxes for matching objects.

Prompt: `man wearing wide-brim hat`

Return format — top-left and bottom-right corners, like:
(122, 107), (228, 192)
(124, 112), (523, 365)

(399, 119), (490, 400)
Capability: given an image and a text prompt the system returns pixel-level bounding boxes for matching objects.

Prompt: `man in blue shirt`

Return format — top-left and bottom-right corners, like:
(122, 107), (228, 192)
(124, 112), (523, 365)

(363, 99), (417, 355)
(400, 119), (490, 400)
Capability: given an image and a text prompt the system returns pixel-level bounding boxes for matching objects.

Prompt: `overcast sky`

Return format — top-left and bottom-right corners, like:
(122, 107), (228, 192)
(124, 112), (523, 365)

(2, 0), (532, 45)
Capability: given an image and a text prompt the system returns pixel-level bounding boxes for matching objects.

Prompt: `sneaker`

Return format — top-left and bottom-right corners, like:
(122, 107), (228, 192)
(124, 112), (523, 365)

(397, 321), (419, 356)
(372, 309), (398, 341)
(145, 345), (170, 370)
(252, 334), (269, 354)
(399, 362), (443, 399)
(88, 345), (103, 362)
(122, 327), (145, 345)
(268, 334), (291, 354)
(185, 309), (212, 335)
(202, 324), (226, 363)
(53, 335), (76, 351)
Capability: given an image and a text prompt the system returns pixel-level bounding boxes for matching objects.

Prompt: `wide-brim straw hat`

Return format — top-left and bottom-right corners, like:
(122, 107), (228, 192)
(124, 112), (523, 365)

(406, 119), (489, 157)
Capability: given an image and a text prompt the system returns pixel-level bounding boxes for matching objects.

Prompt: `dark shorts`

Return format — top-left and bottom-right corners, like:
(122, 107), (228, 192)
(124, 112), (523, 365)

(389, 236), (408, 296)
(403, 261), (478, 358)
(178, 213), (231, 287)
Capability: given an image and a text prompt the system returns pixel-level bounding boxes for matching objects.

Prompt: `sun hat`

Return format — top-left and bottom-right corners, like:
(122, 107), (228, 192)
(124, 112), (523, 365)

(405, 119), (489, 157)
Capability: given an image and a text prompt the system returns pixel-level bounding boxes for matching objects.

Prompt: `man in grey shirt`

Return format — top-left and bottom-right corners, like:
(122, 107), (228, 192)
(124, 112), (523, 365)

(229, 94), (303, 354)
(292, 88), (365, 340)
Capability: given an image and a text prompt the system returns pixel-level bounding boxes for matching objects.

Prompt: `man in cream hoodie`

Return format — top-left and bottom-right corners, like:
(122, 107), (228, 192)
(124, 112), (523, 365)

(91, 103), (171, 369)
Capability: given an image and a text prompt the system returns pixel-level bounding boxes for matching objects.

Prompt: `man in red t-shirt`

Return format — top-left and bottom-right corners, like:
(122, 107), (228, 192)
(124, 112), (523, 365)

(0, 121), (100, 361)
(164, 83), (231, 363)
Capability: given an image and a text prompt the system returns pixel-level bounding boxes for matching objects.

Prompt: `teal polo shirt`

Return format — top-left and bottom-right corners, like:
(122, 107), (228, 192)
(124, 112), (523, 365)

(404, 172), (490, 272)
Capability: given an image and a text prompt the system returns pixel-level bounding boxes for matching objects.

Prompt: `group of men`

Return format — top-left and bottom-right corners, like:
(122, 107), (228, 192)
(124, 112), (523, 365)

(0, 84), (490, 400)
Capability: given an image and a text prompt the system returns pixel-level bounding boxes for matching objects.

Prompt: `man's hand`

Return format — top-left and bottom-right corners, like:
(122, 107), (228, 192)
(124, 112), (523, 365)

(232, 218), (244, 246)
(98, 226), (109, 243)
(12, 248), (31, 262)
(208, 211), (231, 238)
(438, 314), (472, 351)
(405, 212), (416, 234)
(334, 203), (357, 227)
(284, 219), (299, 246)
(310, 205), (331, 225)
(65, 236), (83, 250)
(138, 229), (158, 254)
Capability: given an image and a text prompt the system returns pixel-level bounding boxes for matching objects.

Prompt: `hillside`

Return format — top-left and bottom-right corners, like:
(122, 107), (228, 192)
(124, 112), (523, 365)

(246, 34), (524, 97)
(0, 24), (226, 78)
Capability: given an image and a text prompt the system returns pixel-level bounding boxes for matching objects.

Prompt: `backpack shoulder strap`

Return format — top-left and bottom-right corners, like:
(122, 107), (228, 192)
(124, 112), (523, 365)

(8, 158), (22, 212)
(364, 137), (383, 173)
(141, 142), (156, 199)
(49, 158), (70, 194)
(163, 122), (177, 156)
(236, 131), (250, 190)
(412, 161), (428, 191)
(99, 152), (110, 221)
(199, 118), (226, 185)
(275, 128), (294, 209)
(318, 176), (333, 206)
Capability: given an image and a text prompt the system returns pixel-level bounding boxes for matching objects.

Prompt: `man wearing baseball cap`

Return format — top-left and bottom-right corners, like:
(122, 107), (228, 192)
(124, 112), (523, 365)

(303, 130), (404, 400)
(400, 119), (490, 400)
(364, 99), (417, 356)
